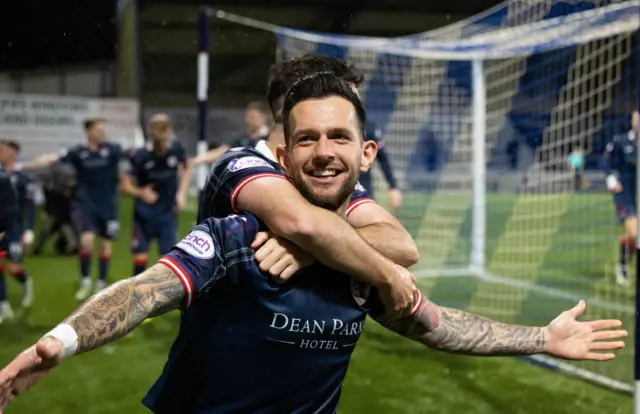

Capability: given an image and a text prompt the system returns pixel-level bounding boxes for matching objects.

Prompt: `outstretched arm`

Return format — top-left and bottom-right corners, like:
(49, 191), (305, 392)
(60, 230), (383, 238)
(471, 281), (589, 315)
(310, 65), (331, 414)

(20, 153), (60, 170)
(64, 263), (184, 355)
(190, 145), (230, 166)
(380, 296), (626, 359)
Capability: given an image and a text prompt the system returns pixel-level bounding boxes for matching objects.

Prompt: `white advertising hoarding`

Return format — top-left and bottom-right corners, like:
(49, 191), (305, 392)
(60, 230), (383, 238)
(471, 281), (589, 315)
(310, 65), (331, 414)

(0, 93), (143, 158)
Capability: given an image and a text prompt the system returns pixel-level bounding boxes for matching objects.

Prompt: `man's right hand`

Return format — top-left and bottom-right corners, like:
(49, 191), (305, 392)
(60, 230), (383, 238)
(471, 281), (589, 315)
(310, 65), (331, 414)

(139, 186), (159, 204)
(0, 337), (63, 411)
(377, 266), (418, 321)
(252, 232), (315, 282)
(606, 176), (623, 193)
(610, 183), (623, 193)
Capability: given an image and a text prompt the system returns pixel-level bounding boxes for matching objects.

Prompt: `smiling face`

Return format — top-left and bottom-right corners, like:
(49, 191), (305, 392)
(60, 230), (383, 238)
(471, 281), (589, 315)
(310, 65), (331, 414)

(278, 96), (376, 212)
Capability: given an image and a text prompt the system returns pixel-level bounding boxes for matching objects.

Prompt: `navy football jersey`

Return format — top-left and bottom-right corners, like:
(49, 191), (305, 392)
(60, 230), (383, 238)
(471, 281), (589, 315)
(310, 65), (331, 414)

(4, 170), (36, 233)
(127, 141), (187, 217)
(60, 142), (122, 214)
(0, 171), (17, 235)
(604, 130), (638, 194)
(198, 143), (375, 222)
(144, 214), (422, 413)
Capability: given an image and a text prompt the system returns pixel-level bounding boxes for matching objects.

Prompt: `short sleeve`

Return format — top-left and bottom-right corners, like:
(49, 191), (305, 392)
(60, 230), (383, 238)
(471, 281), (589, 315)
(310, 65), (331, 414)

(58, 147), (75, 166)
(112, 143), (123, 160)
(208, 150), (287, 213)
(156, 214), (260, 307)
(346, 182), (376, 217)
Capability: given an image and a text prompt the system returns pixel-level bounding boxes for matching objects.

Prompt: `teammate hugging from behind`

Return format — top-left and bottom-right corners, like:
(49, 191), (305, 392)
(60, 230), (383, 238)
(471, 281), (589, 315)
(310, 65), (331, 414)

(0, 140), (35, 323)
(603, 109), (639, 286)
(121, 114), (190, 277)
(23, 118), (124, 300)
(0, 73), (627, 414)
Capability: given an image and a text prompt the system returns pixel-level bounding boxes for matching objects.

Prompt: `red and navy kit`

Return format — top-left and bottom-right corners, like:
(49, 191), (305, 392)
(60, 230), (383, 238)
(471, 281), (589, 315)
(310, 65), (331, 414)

(0, 170), (35, 262)
(61, 142), (123, 238)
(143, 214), (424, 414)
(126, 141), (187, 254)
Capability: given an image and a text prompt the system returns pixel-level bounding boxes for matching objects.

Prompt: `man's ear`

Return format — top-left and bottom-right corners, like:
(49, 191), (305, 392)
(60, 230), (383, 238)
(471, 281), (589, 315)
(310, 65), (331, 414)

(276, 144), (292, 177)
(360, 140), (378, 173)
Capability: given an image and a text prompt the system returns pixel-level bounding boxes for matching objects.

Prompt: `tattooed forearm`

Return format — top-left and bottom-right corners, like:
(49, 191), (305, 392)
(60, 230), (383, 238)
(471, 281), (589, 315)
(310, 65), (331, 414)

(382, 297), (546, 356)
(63, 263), (185, 354)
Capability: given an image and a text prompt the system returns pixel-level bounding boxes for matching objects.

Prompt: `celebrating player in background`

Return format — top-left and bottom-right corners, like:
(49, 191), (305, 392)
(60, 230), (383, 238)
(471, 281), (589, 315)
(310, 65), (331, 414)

(23, 118), (124, 300)
(121, 114), (191, 276)
(190, 100), (271, 167)
(0, 170), (17, 241)
(0, 141), (35, 323)
(603, 109), (639, 286)
(359, 121), (402, 209)
(0, 73), (627, 413)
(198, 53), (419, 316)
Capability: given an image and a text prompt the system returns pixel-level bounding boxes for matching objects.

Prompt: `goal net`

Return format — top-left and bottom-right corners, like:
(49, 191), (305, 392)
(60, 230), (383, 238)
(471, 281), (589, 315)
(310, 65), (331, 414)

(216, 0), (639, 391)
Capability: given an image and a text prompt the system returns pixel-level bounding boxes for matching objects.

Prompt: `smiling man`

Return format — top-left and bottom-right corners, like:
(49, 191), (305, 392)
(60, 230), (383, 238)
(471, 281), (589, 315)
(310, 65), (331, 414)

(0, 73), (627, 414)
(197, 54), (419, 319)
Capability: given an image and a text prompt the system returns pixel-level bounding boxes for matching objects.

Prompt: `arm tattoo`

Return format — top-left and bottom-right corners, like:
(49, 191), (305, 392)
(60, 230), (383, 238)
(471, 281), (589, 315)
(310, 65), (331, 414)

(381, 296), (546, 356)
(63, 263), (185, 354)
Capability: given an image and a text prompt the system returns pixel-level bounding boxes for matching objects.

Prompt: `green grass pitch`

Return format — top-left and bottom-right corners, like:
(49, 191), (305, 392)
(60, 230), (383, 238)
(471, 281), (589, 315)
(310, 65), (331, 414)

(0, 194), (633, 414)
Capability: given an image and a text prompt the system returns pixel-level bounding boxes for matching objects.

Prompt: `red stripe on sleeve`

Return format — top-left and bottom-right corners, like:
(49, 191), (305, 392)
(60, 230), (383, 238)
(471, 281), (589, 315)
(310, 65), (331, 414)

(346, 198), (376, 217)
(230, 173), (289, 212)
(157, 257), (195, 308)
(408, 290), (424, 317)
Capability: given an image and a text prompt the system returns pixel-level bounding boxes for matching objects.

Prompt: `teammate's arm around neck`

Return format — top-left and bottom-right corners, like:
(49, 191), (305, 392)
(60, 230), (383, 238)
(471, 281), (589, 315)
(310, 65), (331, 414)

(347, 204), (418, 268)
(235, 177), (416, 318)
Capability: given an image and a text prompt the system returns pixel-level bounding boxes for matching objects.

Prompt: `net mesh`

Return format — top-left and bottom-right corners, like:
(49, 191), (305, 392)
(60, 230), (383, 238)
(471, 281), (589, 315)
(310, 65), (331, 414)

(222, 0), (639, 388)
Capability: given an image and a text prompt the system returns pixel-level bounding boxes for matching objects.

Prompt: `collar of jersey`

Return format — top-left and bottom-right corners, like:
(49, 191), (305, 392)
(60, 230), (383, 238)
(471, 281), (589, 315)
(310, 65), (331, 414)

(255, 140), (276, 162)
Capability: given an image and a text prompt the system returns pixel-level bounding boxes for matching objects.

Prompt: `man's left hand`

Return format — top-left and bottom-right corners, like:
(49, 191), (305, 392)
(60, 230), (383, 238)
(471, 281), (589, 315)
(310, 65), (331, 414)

(387, 188), (402, 210)
(21, 230), (34, 247)
(543, 300), (627, 361)
(252, 232), (315, 282)
(175, 194), (187, 212)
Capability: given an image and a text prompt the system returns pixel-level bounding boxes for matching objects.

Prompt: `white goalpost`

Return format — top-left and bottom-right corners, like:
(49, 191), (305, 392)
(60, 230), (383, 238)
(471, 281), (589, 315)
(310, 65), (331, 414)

(211, 0), (639, 396)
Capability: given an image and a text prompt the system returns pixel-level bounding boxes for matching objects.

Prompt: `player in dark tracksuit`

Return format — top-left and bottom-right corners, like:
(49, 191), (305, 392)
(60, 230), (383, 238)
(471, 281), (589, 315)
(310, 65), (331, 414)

(358, 121), (401, 209)
(122, 114), (191, 276)
(0, 140), (36, 322)
(22, 118), (124, 300)
(603, 109), (640, 286)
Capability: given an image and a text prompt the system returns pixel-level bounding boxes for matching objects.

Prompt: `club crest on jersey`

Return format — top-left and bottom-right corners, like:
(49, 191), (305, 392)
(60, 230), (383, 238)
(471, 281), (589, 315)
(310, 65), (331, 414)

(100, 148), (109, 158)
(351, 278), (371, 306)
(167, 155), (177, 167)
(176, 230), (215, 259)
(228, 156), (274, 172)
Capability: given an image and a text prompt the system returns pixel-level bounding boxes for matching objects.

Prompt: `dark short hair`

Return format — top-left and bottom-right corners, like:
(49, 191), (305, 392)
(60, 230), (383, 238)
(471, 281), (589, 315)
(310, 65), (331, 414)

(0, 139), (20, 152)
(267, 53), (364, 123)
(83, 117), (107, 131)
(282, 72), (366, 146)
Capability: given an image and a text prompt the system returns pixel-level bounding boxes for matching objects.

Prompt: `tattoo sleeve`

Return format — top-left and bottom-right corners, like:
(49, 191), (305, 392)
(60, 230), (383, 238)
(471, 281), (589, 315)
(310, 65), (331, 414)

(63, 263), (185, 355)
(380, 295), (547, 356)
